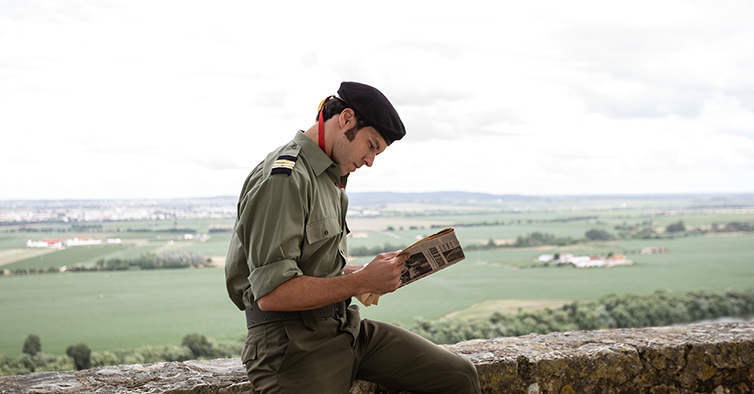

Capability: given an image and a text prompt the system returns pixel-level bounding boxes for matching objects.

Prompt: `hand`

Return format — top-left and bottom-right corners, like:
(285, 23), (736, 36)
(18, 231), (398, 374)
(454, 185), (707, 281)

(358, 251), (409, 295)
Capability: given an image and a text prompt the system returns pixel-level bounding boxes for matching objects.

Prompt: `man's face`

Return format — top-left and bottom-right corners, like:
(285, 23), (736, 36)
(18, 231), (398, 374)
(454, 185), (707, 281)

(331, 125), (387, 177)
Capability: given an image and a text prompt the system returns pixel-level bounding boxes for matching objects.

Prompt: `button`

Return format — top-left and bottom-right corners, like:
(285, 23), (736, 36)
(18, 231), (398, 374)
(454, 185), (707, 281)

(324, 230), (329, 235)
(291, 144), (298, 149)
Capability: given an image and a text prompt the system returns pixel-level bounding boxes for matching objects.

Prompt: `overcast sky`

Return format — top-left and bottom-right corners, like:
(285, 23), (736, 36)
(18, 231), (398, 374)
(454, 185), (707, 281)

(1, 1), (753, 200)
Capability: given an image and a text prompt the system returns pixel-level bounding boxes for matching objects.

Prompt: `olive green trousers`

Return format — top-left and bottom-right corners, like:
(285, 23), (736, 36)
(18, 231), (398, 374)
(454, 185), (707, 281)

(242, 305), (480, 394)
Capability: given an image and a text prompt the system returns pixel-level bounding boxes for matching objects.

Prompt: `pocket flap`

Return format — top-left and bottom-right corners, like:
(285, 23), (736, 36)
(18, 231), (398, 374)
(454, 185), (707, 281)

(306, 216), (342, 245)
(241, 342), (257, 363)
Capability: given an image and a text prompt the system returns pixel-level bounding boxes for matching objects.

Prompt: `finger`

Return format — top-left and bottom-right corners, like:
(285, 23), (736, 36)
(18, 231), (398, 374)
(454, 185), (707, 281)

(393, 252), (411, 264)
(380, 251), (401, 259)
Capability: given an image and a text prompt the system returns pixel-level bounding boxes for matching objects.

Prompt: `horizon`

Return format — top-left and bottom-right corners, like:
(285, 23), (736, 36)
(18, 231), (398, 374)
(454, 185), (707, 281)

(2, 190), (753, 203)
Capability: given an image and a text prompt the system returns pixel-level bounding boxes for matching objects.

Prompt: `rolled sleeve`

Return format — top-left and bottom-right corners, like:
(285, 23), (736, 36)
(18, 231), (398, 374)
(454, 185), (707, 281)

(240, 169), (310, 303)
(248, 258), (302, 301)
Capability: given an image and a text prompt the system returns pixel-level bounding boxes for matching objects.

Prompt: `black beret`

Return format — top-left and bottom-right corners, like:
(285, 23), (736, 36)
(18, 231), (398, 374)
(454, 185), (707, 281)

(337, 81), (405, 146)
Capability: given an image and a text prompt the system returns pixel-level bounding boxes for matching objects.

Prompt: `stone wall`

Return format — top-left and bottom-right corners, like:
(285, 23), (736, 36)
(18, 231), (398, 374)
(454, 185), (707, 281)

(1, 322), (752, 394)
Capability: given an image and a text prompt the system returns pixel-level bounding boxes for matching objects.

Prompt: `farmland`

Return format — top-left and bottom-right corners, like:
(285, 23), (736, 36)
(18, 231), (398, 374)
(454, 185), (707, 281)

(1, 193), (753, 356)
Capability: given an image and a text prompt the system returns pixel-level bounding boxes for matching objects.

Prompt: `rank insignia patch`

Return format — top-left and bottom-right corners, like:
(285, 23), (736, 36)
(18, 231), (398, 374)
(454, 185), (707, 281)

(271, 155), (298, 175)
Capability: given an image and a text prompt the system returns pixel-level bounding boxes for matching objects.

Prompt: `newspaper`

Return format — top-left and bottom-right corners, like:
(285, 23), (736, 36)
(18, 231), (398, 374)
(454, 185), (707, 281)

(355, 227), (465, 306)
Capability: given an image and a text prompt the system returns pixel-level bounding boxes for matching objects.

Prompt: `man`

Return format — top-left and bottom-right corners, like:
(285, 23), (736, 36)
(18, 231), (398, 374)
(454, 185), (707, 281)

(225, 81), (481, 394)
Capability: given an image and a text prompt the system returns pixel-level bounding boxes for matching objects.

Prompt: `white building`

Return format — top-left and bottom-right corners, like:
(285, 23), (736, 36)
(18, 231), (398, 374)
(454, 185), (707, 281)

(538, 254), (555, 262)
(66, 237), (102, 246)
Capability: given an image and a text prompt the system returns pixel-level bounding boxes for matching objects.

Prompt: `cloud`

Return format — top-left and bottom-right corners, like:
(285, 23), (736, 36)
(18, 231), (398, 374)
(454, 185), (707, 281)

(1, 0), (753, 199)
(577, 84), (706, 119)
(500, 2), (754, 122)
(191, 156), (246, 171)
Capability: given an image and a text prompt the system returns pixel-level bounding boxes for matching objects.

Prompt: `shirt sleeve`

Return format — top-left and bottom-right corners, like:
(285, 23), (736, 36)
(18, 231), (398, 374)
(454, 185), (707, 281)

(240, 171), (310, 302)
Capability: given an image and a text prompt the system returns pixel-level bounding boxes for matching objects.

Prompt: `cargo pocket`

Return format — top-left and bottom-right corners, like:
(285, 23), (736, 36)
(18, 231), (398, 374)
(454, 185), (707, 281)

(264, 323), (289, 373)
(242, 324), (289, 377)
(241, 342), (257, 363)
(242, 327), (263, 366)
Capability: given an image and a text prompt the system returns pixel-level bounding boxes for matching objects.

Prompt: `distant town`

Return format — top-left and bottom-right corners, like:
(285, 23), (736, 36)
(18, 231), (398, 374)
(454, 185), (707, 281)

(2, 193), (753, 225)
(0, 197), (237, 224)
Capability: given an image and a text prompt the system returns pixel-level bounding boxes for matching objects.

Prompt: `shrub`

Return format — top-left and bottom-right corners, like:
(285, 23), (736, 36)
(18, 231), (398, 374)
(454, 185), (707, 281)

(22, 334), (41, 355)
(666, 220), (686, 232)
(66, 344), (92, 370)
(585, 229), (614, 241)
(182, 334), (214, 358)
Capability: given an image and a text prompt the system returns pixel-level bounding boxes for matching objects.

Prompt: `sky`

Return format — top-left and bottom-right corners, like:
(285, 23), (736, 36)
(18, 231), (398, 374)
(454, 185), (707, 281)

(1, 0), (753, 200)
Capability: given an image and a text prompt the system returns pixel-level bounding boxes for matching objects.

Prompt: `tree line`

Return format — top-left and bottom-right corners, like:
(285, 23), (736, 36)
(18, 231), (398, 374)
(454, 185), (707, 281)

(0, 333), (241, 377)
(94, 251), (209, 270)
(0, 251), (210, 277)
(348, 220), (754, 256)
(407, 288), (754, 344)
(3, 288), (751, 376)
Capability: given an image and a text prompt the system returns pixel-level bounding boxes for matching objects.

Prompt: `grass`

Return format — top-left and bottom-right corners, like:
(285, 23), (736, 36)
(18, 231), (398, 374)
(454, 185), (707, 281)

(1, 210), (753, 356)
(438, 299), (572, 321)
(2, 245), (129, 270)
(0, 268), (244, 356)
(356, 233), (754, 325)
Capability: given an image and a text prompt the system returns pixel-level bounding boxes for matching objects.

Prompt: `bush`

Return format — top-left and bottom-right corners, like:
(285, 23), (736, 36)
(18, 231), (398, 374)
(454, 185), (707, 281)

(66, 344), (92, 370)
(22, 334), (41, 355)
(666, 220), (686, 232)
(91, 351), (120, 368)
(585, 229), (614, 241)
(182, 334), (214, 358)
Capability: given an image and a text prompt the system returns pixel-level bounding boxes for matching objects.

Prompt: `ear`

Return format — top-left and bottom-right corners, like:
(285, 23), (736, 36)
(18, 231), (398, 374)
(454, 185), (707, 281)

(338, 108), (356, 129)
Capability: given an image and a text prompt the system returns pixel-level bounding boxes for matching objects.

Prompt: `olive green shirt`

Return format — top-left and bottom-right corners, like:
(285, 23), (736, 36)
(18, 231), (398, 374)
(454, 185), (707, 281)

(225, 131), (349, 311)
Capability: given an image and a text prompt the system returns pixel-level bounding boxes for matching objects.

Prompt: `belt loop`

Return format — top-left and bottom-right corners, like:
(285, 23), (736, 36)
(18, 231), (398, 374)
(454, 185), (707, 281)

(336, 300), (347, 316)
(301, 310), (318, 330)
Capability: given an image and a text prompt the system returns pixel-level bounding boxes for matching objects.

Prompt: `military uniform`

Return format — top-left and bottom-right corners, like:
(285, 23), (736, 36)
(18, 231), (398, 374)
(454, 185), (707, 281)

(225, 83), (481, 394)
(225, 131), (350, 311)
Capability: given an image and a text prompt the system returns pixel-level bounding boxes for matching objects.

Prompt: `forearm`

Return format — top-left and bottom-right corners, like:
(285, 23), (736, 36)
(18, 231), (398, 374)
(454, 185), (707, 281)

(256, 273), (367, 311)
(257, 252), (408, 312)
(343, 264), (364, 275)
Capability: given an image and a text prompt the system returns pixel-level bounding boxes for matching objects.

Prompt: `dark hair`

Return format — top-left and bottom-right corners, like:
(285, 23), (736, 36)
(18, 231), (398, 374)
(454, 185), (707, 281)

(319, 98), (370, 131)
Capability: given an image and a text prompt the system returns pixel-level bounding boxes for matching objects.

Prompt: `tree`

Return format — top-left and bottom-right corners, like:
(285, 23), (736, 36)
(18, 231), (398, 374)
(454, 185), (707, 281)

(22, 334), (41, 356)
(66, 344), (92, 370)
(666, 220), (686, 232)
(182, 334), (214, 358)
(585, 229), (613, 241)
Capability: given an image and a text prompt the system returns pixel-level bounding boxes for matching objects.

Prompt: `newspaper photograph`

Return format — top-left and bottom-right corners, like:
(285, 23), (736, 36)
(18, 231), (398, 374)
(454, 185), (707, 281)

(356, 228), (465, 306)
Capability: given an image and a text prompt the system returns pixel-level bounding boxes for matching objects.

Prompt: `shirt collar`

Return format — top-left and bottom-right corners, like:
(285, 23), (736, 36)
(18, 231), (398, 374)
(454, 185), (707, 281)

(293, 131), (337, 176)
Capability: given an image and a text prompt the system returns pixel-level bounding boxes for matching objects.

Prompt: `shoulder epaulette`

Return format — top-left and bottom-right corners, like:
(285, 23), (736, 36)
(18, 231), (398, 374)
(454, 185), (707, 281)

(271, 155), (298, 176)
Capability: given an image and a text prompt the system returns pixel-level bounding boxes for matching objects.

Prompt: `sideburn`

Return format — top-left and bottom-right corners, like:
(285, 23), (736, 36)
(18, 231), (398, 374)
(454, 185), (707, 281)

(344, 126), (361, 142)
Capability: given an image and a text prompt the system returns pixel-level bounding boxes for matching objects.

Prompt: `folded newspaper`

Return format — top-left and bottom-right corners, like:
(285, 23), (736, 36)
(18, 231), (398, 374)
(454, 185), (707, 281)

(355, 227), (465, 306)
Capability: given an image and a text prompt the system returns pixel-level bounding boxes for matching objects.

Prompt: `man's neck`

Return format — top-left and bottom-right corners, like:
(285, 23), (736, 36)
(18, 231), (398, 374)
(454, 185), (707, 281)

(304, 121), (332, 157)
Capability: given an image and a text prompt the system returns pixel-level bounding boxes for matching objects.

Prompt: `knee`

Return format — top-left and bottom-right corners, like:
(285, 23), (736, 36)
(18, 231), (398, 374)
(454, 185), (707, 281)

(440, 354), (481, 394)
(457, 356), (482, 394)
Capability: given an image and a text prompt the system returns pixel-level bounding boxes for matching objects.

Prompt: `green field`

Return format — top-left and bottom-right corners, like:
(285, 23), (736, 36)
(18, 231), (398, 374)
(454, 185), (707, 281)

(0, 269), (244, 356)
(1, 202), (753, 356)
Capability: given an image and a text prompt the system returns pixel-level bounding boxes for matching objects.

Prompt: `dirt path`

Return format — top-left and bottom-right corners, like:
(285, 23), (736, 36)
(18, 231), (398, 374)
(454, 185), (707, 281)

(439, 299), (575, 321)
(0, 248), (58, 266)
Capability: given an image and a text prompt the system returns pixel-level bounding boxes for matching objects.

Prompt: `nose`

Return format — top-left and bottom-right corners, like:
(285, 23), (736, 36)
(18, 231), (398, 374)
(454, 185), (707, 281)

(364, 154), (375, 167)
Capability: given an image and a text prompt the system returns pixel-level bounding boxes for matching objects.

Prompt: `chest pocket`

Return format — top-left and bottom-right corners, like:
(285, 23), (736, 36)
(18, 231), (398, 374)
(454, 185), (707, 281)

(305, 216), (342, 245)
